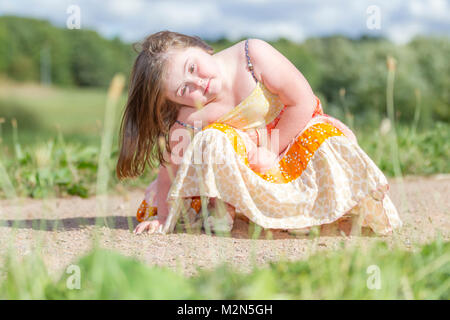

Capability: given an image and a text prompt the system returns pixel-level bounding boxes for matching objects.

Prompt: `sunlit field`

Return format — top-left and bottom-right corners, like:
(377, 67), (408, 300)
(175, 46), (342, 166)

(0, 24), (449, 299)
(0, 79), (448, 199)
(1, 76), (448, 300)
(0, 78), (124, 147)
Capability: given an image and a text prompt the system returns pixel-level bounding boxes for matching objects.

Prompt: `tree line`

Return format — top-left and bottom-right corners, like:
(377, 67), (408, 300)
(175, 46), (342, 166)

(0, 16), (448, 123)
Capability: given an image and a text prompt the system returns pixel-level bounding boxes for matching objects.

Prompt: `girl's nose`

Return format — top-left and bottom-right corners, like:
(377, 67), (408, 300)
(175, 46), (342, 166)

(196, 78), (204, 87)
(186, 75), (204, 90)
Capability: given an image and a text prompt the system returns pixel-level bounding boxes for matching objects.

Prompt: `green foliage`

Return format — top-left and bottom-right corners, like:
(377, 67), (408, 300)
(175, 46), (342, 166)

(0, 133), (156, 199)
(56, 249), (194, 299)
(0, 16), (135, 87)
(0, 84), (448, 200)
(190, 239), (450, 299)
(1, 246), (54, 299)
(0, 83), (120, 147)
(358, 122), (450, 176)
(280, 35), (449, 124)
(1, 240), (448, 299)
(0, 16), (448, 122)
(409, 36), (450, 122)
(0, 17), (448, 199)
(0, 121), (447, 199)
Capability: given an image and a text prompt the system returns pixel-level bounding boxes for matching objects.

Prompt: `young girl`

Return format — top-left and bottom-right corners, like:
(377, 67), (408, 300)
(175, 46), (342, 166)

(116, 31), (402, 236)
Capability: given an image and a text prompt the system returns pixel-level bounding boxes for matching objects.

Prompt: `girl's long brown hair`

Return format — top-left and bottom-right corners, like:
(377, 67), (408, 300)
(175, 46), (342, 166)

(116, 31), (213, 180)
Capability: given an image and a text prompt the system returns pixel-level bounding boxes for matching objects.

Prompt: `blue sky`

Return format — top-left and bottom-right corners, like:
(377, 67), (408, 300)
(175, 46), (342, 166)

(1, 0), (449, 43)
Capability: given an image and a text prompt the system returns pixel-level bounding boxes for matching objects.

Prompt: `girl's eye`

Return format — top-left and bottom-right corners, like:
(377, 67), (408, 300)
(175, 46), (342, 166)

(181, 85), (187, 96)
(189, 64), (195, 73)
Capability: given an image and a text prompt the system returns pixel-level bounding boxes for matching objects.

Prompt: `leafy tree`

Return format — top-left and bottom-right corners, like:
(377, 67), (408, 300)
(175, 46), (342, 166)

(0, 16), (448, 123)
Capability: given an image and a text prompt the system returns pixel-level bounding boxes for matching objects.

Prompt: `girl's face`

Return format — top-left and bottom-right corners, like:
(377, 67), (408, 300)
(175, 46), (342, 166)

(164, 47), (221, 108)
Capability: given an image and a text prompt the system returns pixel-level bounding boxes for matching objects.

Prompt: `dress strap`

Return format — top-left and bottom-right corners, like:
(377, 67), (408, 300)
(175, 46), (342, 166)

(245, 39), (258, 83)
(175, 120), (202, 131)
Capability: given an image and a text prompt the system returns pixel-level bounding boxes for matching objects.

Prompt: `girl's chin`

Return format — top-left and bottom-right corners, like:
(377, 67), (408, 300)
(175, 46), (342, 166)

(191, 99), (207, 109)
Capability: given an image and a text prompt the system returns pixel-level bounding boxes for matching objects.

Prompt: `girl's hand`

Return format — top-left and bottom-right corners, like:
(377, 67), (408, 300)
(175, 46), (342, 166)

(245, 129), (259, 145)
(133, 220), (161, 234)
(248, 147), (279, 174)
(237, 130), (258, 161)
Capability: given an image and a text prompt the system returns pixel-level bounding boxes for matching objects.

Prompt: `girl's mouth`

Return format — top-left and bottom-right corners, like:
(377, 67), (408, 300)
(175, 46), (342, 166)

(204, 79), (210, 95)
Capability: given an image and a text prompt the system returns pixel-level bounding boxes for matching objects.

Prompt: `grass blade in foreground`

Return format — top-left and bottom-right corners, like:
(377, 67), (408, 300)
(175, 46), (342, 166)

(1, 239), (448, 299)
(95, 74), (125, 228)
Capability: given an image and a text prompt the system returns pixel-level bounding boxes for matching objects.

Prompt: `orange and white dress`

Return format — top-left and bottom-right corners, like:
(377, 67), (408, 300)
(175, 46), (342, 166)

(136, 40), (402, 235)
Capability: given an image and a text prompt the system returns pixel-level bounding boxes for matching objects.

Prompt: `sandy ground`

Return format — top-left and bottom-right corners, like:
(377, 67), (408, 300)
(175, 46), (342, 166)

(0, 175), (449, 277)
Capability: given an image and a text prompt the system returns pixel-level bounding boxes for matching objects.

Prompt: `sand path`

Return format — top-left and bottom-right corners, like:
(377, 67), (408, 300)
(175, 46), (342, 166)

(1, 176), (448, 277)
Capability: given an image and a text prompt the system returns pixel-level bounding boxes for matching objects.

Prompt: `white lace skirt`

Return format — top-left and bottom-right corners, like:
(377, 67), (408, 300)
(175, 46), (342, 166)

(155, 119), (402, 235)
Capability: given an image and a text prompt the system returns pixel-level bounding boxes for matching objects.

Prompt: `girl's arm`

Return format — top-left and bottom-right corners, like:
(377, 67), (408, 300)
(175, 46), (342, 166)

(134, 166), (172, 234)
(248, 146), (279, 174)
(154, 121), (193, 224)
(134, 120), (193, 234)
(246, 39), (316, 155)
(154, 165), (171, 224)
(238, 129), (279, 175)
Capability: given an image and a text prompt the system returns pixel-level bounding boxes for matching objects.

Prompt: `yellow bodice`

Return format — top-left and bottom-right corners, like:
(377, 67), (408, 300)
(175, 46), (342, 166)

(215, 81), (285, 131)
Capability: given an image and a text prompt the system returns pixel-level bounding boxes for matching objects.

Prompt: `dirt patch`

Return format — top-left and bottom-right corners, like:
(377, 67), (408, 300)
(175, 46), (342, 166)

(0, 176), (449, 277)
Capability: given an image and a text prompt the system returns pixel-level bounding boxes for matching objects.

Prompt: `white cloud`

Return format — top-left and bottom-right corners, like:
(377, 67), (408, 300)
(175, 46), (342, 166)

(224, 20), (305, 42)
(389, 22), (426, 44)
(146, 1), (221, 28)
(409, 0), (449, 22)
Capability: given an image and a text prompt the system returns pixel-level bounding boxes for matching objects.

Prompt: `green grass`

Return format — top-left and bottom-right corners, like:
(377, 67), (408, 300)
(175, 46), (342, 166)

(0, 79), (449, 199)
(0, 80), (155, 198)
(1, 238), (448, 299)
(0, 81), (126, 147)
(0, 79), (449, 300)
(0, 120), (447, 199)
(358, 122), (449, 176)
(0, 127), (156, 198)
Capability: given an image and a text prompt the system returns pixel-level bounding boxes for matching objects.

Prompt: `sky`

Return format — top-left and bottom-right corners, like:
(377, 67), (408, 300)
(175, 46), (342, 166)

(0, 0), (449, 44)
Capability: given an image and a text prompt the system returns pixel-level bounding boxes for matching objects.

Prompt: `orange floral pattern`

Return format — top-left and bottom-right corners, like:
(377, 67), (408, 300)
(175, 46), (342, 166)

(136, 196), (202, 222)
(136, 199), (155, 222)
(204, 122), (343, 184)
